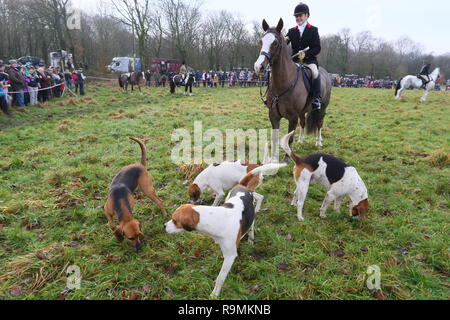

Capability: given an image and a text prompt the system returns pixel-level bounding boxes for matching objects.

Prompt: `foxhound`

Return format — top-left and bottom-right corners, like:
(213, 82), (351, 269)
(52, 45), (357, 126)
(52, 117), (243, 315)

(188, 146), (270, 206)
(281, 131), (369, 221)
(104, 137), (167, 252)
(166, 163), (286, 297)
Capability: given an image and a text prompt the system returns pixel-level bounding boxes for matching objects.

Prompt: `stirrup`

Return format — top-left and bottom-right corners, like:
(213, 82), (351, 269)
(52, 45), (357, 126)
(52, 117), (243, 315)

(312, 98), (321, 111)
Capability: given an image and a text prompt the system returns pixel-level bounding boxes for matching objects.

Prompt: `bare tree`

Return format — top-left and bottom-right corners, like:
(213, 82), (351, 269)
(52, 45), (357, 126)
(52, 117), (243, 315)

(202, 11), (232, 70)
(110, 0), (152, 67)
(159, 0), (202, 62)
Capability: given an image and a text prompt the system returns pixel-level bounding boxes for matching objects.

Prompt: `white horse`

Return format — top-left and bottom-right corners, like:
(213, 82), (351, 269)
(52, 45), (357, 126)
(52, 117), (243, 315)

(395, 68), (441, 102)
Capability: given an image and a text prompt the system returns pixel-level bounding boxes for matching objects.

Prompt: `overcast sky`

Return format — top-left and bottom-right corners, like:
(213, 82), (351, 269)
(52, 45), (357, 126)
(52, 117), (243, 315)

(73, 0), (449, 55)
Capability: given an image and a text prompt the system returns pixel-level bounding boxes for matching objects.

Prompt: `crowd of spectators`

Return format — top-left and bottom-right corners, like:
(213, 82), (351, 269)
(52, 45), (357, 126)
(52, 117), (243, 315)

(144, 69), (267, 88)
(332, 75), (447, 91)
(332, 76), (396, 89)
(0, 59), (86, 116)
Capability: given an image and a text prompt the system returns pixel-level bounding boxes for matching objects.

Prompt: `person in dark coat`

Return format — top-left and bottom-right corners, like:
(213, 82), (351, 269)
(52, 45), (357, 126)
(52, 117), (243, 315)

(37, 67), (51, 103)
(145, 70), (152, 87)
(76, 69), (86, 95)
(286, 3), (322, 110)
(7, 60), (26, 109)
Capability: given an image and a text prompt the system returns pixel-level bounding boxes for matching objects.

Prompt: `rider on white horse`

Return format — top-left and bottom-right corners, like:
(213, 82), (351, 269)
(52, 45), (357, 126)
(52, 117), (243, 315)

(417, 63), (432, 88)
(395, 66), (440, 102)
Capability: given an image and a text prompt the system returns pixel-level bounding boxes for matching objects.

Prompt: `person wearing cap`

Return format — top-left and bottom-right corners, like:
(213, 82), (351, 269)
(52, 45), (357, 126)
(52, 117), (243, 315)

(286, 3), (322, 111)
(7, 60), (26, 109)
(0, 61), (11, 115)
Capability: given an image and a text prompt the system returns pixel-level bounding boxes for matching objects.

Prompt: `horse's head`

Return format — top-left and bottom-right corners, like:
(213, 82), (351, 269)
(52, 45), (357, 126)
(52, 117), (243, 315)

(254, 18), (284, 74)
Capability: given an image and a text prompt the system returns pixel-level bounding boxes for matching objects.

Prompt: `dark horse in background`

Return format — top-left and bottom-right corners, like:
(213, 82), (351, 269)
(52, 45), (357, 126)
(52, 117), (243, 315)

(254, 19), (332, 163)
(119, 72), (144, 93)
(170, 73), (196, 96)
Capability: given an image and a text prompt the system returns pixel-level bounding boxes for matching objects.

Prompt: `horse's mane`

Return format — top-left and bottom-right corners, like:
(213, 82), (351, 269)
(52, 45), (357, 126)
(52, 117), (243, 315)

(431, 68), (440, 76)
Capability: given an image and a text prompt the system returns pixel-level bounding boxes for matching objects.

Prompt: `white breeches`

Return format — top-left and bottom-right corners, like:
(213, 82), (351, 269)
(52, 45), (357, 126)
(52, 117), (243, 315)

(305, 64), (319, 79)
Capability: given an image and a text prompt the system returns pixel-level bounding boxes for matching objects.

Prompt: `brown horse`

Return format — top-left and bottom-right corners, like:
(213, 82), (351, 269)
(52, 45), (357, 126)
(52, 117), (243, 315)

(254, 19), (332, 163)
(119, 72), (144, 93)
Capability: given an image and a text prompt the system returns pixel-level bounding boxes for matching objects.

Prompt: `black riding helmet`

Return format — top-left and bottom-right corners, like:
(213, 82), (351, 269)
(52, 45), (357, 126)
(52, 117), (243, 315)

(294, 3), (310, 16)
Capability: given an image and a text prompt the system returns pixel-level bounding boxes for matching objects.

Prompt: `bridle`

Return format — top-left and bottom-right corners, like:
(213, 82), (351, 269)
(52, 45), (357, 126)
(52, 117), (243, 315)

(259, 30), (283, 67)
(258, 30), (301, 114)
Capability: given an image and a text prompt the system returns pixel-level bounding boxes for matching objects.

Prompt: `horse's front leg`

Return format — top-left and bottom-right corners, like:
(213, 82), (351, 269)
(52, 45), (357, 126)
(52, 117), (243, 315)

(270, 114), (281, 163)
(298, 115), (306, 144)
(420, 88), (430, 102)
(286, 118), (298, 163)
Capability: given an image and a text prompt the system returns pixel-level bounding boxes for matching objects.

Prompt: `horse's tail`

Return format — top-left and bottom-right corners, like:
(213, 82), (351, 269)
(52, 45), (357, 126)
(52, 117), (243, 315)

(306, 108), (321, 135)
(395, 77), (403, 96)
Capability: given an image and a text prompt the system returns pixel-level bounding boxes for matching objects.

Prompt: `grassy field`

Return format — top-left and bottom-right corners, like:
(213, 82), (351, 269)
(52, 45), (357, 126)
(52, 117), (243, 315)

(0, 83), (449, 300)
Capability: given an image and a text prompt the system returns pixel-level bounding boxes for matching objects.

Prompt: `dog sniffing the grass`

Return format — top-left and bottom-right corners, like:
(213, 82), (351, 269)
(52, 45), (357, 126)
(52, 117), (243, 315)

(188, 145), (270, 206)
(281, 131), (369, 221)
(104, 137), (167, 251)
(166, 163), (286, 297)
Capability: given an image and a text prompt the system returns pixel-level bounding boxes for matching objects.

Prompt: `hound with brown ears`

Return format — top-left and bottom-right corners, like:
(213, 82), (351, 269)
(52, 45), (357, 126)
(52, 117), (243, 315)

(166, 163), (286, 297)
(281, 131), (369, 221)
(104, 137), (168, 252)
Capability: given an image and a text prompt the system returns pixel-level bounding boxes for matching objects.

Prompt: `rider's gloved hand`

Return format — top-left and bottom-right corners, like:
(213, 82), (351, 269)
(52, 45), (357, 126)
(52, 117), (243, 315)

(298, 51), (306, 61)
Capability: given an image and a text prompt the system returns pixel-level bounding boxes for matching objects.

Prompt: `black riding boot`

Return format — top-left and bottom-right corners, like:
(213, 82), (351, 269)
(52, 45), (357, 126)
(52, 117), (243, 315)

(311, 76), (322, 111)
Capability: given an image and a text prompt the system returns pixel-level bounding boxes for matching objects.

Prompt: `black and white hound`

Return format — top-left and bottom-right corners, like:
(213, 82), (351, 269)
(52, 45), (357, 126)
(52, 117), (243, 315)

(281, 131), (369, 221)
(165, 163), (286, 297)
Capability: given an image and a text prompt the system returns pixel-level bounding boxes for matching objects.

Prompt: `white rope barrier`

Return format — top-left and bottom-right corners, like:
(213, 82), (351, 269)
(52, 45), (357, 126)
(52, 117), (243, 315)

(5, 82), (64, 94)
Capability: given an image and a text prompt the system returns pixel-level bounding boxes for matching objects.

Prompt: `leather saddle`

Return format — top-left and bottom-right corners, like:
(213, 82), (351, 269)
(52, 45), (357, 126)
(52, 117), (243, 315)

(296, 63), (313, 94)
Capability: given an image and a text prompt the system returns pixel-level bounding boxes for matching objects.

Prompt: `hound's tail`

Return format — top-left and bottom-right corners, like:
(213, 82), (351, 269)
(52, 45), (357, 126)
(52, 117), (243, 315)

(239, 163), (287, 192)
(395, 77), (403, 96)
(281, 131), (301, 164)
(249, 163), (287, 176)
(129, 137), (147, 166)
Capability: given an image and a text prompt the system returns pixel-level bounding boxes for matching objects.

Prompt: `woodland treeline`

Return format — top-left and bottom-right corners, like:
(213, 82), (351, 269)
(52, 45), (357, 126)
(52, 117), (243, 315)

(1, 0), (448, 79)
